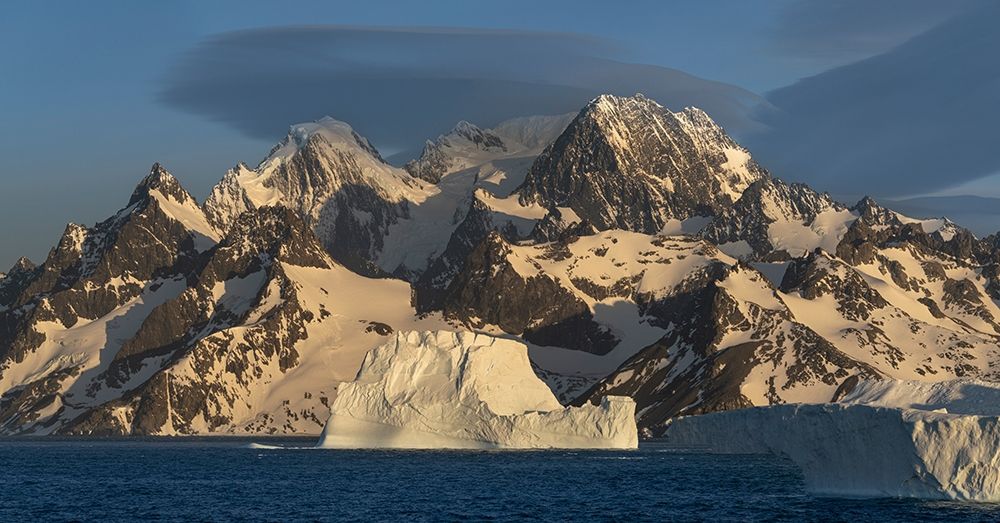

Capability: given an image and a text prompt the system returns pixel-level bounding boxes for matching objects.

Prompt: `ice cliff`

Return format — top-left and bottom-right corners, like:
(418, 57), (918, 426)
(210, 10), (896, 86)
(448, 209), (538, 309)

(318, 331), (638, 449)
(661, 379), (1000, 501)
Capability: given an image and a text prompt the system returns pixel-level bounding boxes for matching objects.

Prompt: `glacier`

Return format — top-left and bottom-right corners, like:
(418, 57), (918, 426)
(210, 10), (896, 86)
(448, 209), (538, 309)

(318, 331), (638, 449)
(662, 379), (1000, 501)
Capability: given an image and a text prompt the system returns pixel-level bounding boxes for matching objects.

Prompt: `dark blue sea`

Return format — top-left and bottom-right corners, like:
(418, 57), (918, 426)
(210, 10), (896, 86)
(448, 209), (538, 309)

(1, 439), (996, 522)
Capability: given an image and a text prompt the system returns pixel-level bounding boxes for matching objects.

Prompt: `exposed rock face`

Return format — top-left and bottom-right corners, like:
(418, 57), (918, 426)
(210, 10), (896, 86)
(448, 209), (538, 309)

(203, 113), (568, 284)
(518, 94), (767, 232)
(440, 232), (617, 355)
(318, 330), (638, 449)
(1, 164), (216, 370)
(529, 207), (595, 243)
(0, 257), (37, 307)
(413, 196), (502, 312)
(56, 207), (337, 435)
(0, 164), (225, 433)
(1, 168), (448, 436)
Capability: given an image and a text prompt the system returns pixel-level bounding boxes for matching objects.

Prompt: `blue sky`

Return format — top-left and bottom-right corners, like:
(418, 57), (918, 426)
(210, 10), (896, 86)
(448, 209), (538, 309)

(0, 1), (991, 268)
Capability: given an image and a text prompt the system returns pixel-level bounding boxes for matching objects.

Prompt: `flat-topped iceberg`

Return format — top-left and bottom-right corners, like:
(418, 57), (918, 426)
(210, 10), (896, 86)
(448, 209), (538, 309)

(837, 378), (1000, 415)
(318, 331), (638, 449)
(662, 379), (1000, 501)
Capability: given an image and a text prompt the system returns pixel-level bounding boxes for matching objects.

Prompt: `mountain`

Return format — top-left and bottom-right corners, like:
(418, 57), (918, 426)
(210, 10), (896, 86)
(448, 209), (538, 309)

(403, 114), (575, 184)
(59, 206), (443, 435)
(0, 257), (36, 306)
(404, 121), (508, 184)
(701, 178), (852, 260)
(202, 163), (256, 232)
(1, 164), (221, 433)
(206, 114), (573, 281)
(517, 94), (767, 233)
(878, 195), (1000, 238)
(203, 117), (425, 277)
(0, 169), (455, 435)
(5, 93), (1000, 436)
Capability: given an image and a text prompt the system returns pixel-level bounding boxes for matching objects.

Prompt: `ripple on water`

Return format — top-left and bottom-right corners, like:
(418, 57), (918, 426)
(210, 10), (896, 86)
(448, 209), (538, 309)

(0, 439), (997, 522)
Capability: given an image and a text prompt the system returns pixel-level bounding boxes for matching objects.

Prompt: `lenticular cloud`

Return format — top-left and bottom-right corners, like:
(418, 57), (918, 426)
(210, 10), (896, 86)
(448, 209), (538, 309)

(158, 25), (766, 152)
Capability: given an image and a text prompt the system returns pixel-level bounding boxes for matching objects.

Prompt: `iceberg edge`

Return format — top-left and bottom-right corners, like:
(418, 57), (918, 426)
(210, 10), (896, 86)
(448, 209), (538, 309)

(663, 400), (1000, 501)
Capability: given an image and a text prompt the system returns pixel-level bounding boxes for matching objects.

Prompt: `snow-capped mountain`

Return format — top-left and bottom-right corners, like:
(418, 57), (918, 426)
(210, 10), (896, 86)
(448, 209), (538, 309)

(0, 168), (454, 435)
(205, 114), (572, 281)
(5, 93), (1000, 436)
(404, 115), (574, 184)
(701, 178), (852, 260)
(575, 196), (1000, 432)
(404, 121), (508, 183)
(518, 94), (767, 233)
(203, 117), (427, 277)
(59, 207), (450, 436)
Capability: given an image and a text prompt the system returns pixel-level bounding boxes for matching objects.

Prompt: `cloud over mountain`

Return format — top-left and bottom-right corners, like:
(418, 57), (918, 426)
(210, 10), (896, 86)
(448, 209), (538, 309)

(158, 26), (766, 152)
(747, 1), (1000, 197)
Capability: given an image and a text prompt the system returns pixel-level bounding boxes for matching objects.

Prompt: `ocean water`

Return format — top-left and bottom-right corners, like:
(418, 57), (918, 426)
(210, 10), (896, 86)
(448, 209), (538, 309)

(1, 439), (997, 522)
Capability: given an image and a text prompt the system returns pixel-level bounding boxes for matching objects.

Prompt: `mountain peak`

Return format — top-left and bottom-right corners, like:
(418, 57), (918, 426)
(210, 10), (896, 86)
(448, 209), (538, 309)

(129, 163), (189, 207)
(278, 117), (386, 164)
(404, 119), (507, 183)
(449, 120), (505, 151)
(452, 120), (478, 133)
(850, 195), (898, 226)
(7, 256), (35, 276)
(518, 94), (767, 233)
(586, 93), (659, 116)
(203, 164), (256, 233)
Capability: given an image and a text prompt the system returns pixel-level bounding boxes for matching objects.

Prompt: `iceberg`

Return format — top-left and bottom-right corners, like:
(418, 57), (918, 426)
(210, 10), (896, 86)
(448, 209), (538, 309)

(318, 331), (638, 449)
(662, 379), (1000, 501)
(837, 378), (1000, 416)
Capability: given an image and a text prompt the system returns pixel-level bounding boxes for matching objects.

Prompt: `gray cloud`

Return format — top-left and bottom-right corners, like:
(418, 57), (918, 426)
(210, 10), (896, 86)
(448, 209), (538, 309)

(746, 2), (1000, 197)
(770, 0), (981, 62)
(158, 26), (766, 156)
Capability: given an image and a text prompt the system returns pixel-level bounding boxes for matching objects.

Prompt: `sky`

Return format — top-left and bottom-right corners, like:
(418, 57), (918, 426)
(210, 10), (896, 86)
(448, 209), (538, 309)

(0, 0), (993, 269)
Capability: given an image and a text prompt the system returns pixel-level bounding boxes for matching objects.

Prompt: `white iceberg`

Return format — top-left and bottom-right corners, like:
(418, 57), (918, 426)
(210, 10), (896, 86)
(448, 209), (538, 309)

(318, 330), (638, 449)
(662, 379), (1000, 501)
(837, 378), (1000, 415)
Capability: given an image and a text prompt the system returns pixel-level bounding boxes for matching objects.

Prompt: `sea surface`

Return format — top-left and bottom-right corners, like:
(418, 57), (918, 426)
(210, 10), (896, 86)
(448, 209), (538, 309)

(1, 438), (997, 522)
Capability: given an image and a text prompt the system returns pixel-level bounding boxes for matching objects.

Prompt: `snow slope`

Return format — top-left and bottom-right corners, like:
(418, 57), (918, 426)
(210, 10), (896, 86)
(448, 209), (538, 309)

(133, 260), (454, 436)
(379, 114), (573, 274)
